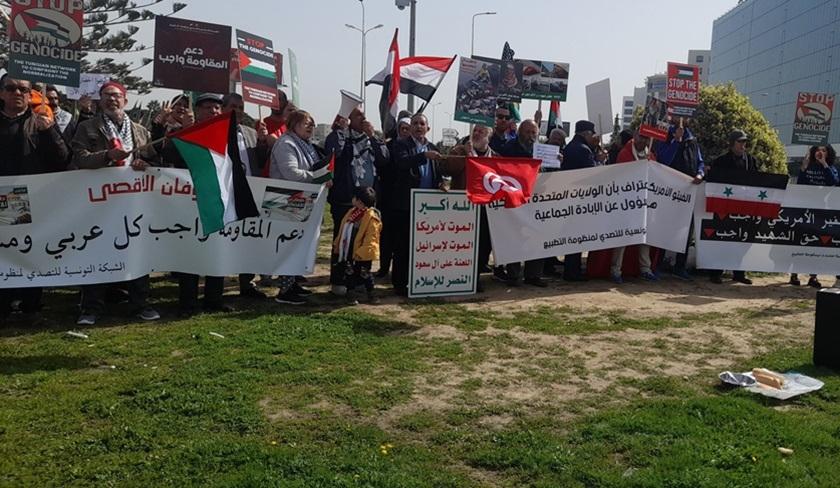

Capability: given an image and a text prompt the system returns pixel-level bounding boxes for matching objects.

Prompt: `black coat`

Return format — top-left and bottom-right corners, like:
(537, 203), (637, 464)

(0, 110), (70, 176)
(388, 137), (442, 212)
(561, 134), (596, 170)
(709, 150), (758, 178)
(499, 138), (532, 158)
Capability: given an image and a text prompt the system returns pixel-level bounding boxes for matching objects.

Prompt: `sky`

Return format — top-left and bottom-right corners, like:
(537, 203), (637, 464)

(128, 0), (738, 141)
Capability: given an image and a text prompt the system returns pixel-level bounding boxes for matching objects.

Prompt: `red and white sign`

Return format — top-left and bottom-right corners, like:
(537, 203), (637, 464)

(666, 62), (700, 118)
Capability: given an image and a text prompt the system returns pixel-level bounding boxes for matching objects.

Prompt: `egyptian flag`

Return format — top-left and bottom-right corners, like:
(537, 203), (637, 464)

(705, 169), (788, 219)
(466, 157), (541, 208)
(365, 29), (400, 135)
(395, 56), (456, 101)
(170, 111), (259, 236)
(546, 100), (561, 136)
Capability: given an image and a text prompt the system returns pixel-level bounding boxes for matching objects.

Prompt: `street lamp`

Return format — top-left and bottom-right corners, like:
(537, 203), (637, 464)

(471, 11), (496, 57)
(346, 0), (383, 109)
(396, 0), (417, 111)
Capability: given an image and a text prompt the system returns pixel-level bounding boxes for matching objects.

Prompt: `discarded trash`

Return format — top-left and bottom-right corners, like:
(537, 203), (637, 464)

(65, 331), (89, 340)
(97, 365), (116, 370)
(209, 332), (225, 339)
(777, 447), (794, 456)
(719, 370), (824, 400)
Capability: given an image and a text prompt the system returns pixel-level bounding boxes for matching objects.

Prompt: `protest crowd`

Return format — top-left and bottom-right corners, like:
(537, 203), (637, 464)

(2, 70), (835, 328)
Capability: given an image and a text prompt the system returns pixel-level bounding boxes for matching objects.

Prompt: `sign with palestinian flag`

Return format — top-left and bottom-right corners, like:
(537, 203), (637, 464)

(236, 30), (280, 109)
(8, 1), (84, 85)
(465, 156), (541, 208)
(792, 92), (835, 145)
(153, 16), (231, 94)
(666, 62), (700, 118)
(170, 111), (260, 235)
(705, 169), (788, 219)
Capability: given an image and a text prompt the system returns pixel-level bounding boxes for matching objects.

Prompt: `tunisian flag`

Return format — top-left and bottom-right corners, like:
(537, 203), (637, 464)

(465, 156), (541, 208)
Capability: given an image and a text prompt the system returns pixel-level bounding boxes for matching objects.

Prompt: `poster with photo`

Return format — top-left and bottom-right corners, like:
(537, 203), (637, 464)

(454, 57), (499, 126)
(519, 60), (569, 101)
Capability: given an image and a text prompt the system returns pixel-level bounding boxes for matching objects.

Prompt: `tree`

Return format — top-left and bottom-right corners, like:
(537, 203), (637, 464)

(631, 83), (788, 174)
(0, 1), (188, 94)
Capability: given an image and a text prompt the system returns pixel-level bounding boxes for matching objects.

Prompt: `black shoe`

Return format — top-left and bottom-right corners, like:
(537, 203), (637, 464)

(205, 303), (235, 313)
(524, 277), (548, 288)
(295, 276), (308, 284)
(394, 287), (408, 297)
(808, 277), (822, 288)
(492, 267), (510, 282)
(178, 307), (197, 319)
(733, 276), (753, 285)
(366, 291), (381, 304)
(290, 283), (312, 296)
(239, 287), (267, 300)
(374, 269), (389, 278)
(479, 265), (493, 274)
(710, 275), (724, 284)
(274, 291), (307, 305)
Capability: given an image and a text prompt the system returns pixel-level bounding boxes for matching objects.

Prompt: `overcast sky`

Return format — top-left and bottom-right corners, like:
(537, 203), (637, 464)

(130, 0), (738, 141)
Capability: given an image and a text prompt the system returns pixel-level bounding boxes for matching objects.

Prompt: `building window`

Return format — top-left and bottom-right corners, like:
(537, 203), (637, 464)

(696, 55), (704, 62)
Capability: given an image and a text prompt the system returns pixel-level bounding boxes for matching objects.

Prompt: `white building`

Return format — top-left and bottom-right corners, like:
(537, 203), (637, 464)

(687, 49), (711, 85)
(621, 96), (635, 129)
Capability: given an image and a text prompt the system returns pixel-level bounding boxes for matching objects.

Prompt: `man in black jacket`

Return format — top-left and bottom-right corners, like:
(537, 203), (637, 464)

(0, 75), (70, 320)
(390, 113), (444, 296)
(707, 129), (756, 285)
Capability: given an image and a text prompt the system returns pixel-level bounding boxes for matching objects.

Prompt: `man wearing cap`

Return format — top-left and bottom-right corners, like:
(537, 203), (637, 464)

(71, 81), (160, 326)
(323, 106), (389, 294)
(561, 120), (607, 281)
(0, 75), (70, 322)
(706, 129), (757, 285)
(655, 123), (705, 280)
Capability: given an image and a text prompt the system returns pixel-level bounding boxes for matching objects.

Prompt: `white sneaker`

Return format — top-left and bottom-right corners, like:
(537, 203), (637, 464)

(77, 314), (96, 326)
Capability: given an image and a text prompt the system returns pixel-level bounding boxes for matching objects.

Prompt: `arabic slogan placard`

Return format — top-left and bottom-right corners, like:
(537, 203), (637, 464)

(695, 184), (840, 274)
(409, 190), (479, 298)
(0, 168), (326, 288)
(153, 16), (232, 94)
(486, 161), (697, 265)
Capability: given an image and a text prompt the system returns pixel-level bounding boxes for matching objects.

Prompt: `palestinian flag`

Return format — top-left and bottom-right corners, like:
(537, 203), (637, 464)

(705, 169), (788, 219)
(21, 11), (72, 44)
(312, 152), (335, 184)
(546, 100), (561, 136)
(238, 51), (276, 83)
(170, 111), (259, 236)
(675, 65), (695, 79)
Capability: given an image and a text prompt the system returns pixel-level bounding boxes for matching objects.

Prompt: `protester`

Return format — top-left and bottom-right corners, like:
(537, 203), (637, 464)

(332, 186), (382, 304)
(707, 129), (756, 285)
(390, 113), (445, 296)
(324, 107), (389, 295)
(44, 85), (73, 134)
(609, 131), (658, 283)
(790, 144), (840, 287)
(547, 128), (567, 149)
(607, 129), (633, 165)
(656, 122), (705, 280)
(222, 92), (273, 299)
(268, 109), (324, 304)
(376, 117), (412, 278)
(151, 94), (193, 140)
(0, 75), (70, 321)
(490, 104), (514, 154)
(71, 81), (160, 325)
(561, 120), (604, 281)
(62, 94), (96, 143)
(441, 124), (498, 290)
(263, 90), (293, 140)
(498, 119), (547, 287)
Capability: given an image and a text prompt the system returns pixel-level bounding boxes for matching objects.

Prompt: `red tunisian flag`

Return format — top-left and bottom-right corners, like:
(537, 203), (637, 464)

(465, 157), (541, 208)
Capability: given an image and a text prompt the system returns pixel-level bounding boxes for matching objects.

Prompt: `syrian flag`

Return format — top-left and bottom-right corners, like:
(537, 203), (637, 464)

(465, 156), (541, 208)
(546, 100), (561, 135)
(705, 169), (788, 219)
(170, 111), (260, 236)
(311, 151), (335, 184)
(370, 56), (456, 102)
(366, 29), (400, 135)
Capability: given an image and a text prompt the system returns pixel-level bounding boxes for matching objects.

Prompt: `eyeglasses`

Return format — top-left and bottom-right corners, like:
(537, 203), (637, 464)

(495, 114), (511, 120)
(3, 84), (30, 94)
(101, 91), (125, 99)
(302, 121), (316, 128)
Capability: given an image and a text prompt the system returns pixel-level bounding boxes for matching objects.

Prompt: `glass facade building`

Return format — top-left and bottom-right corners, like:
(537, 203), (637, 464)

(710, 0), (840, 155)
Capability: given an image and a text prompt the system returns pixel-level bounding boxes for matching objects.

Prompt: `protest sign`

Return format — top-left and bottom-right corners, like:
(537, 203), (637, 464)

(236, 30), (279, 109)
(639, 94), (670, 141)
(533, 143), (561, 171)
(519, 60), (570, 101)
(0, 168), (326, 288)
(7, 1), (84, 86)
(486, 161), (697, 265)
(65, 73), (109, 100)
(288, 48), (301, 106)
(153, 16), (231, 94)
(585, 78), (612, 135)
(410, 190), (479, 298)
(666, 62), (700, 118)
(454, 57), (499, 126)
(791, 92), (835, 145)
(695, 184), (840, 275)
(497, 59), (523, 103)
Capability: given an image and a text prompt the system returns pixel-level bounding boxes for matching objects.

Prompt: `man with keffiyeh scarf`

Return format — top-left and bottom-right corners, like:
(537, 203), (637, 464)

(324, 107), (389, 294)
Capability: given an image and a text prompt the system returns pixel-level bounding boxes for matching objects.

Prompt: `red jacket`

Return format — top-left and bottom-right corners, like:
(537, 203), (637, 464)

(616, 140), (656, 164)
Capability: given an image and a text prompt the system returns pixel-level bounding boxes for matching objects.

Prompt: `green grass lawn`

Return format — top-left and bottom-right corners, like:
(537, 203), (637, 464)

(1, 288), (838, 487)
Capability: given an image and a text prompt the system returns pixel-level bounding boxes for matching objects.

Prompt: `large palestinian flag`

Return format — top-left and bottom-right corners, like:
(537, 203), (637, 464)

(170, 111), (260, 235)
(235, 29), (279, 109)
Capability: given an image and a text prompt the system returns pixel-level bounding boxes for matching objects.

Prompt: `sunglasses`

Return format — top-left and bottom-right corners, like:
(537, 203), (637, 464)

(495, 114), (511, 120)
(3, 84), (30, 94)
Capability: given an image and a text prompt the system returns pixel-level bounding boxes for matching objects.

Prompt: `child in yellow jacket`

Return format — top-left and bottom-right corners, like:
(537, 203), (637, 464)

(332, 187), (382, 303)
